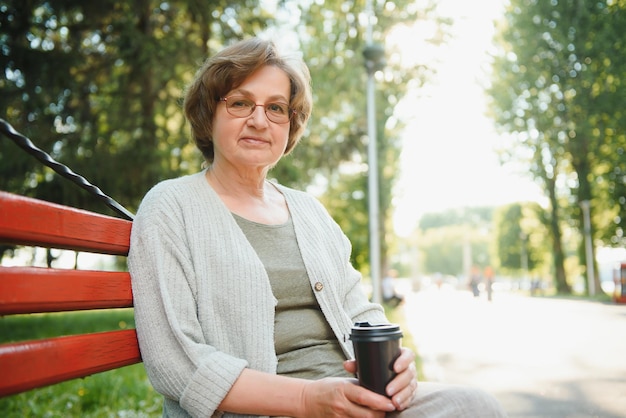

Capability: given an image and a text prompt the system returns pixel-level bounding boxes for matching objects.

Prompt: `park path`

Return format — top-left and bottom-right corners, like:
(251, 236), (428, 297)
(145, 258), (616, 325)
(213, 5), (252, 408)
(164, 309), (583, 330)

(402, 286), (626, 418)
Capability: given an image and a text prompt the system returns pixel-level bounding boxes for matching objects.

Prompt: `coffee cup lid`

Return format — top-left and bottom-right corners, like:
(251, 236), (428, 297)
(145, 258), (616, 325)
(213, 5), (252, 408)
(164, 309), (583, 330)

(350, 322), (403, 341)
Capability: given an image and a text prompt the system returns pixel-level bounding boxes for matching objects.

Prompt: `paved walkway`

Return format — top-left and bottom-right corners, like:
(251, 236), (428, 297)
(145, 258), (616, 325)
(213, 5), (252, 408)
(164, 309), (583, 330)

(401, 287), (626, 418)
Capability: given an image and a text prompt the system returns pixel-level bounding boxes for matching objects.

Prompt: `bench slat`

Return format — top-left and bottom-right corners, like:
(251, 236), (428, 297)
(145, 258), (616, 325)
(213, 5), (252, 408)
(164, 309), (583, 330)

(0, 329), (141, 397)
(0, 191), (131, 255)
(0, 267), (133, 315)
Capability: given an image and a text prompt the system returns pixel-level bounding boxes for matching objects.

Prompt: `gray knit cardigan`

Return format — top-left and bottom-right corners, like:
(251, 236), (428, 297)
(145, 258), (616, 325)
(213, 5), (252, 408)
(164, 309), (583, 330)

(128, 171), (387, 418)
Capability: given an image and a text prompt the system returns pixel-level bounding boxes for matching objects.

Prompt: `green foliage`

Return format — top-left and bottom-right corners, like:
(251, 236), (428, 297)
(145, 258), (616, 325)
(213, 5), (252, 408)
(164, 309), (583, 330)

(419, 206), (493, 231)
(0, 0), (448, 279)
(320, 171), (371, 272)
(492, 202), (550, 275)
(488, 0), (626, 293)
(279, 0), (446, 275)
(0, 0), (272, 215)
(416, 207), (493, 276)
(418, 224), (490, 276)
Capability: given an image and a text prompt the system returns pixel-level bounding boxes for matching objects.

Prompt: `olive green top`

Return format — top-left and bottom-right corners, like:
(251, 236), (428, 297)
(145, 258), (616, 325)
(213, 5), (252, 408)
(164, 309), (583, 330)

(234, 214), (350, 380)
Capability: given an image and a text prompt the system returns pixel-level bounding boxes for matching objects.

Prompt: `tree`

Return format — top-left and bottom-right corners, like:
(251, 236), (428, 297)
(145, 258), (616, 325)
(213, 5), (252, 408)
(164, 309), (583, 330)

(417, 207), (494, 277)
(0, 0), (272, 216)
(492, 202), (553, 282)
(488, 0), (626, 295)
(270, 0), (445, 276)
(0, 0), (447, 278)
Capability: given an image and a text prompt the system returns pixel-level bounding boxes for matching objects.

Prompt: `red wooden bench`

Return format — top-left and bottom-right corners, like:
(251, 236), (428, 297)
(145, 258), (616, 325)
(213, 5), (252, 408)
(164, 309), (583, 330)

(0, 190), (140, 397)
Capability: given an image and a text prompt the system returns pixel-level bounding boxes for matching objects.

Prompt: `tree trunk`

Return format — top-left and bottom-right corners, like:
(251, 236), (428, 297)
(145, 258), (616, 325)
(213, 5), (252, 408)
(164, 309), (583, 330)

(546, 176), (570, 293)
(573, 157), (603, 296)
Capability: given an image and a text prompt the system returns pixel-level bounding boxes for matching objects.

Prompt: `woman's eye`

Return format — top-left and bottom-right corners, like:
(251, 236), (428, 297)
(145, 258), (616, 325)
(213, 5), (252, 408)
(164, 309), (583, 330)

(268, 103), (288, 114)
(232, 99), (253, 108)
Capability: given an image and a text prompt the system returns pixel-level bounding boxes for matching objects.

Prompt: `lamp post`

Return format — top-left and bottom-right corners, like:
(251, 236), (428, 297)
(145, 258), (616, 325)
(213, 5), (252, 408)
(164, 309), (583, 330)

(363, 0), (385, 303)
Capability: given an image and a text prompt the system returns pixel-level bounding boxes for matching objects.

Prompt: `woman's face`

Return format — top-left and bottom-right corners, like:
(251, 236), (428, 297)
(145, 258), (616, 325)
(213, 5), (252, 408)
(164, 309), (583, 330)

(212, 65), (291, 171)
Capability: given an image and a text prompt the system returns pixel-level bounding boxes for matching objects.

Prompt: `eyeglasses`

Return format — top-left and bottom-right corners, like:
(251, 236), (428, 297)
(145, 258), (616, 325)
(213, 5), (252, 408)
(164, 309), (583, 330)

(219, 95), (295, 124)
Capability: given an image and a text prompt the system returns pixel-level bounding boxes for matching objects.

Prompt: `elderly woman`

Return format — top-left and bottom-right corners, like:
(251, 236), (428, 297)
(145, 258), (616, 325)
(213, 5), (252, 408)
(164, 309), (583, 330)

(128, 37), (506, 418)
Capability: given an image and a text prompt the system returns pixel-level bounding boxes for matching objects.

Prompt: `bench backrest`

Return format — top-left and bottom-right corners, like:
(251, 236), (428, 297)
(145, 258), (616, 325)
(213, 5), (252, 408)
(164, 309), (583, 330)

(0, 191), (140, 397)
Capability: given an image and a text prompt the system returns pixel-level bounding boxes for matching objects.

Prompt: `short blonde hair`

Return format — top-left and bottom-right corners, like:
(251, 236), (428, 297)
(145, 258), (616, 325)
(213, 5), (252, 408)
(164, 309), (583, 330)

(183, 38), (313, 162)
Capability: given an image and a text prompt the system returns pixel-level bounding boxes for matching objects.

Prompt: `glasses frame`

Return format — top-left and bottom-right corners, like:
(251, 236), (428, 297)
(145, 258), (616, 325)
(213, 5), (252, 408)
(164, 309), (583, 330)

(219, 95), (295, 124)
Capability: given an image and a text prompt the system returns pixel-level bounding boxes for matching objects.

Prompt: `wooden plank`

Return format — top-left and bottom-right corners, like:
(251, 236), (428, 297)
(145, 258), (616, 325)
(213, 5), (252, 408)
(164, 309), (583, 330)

(0, 267), (133, 315)
(0, 191), (131, 255)
(0, 329), (141, 397)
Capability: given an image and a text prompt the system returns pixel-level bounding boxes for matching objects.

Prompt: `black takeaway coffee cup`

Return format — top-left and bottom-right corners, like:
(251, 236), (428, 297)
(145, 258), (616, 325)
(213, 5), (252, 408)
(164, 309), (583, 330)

(349, 321), (403, 396)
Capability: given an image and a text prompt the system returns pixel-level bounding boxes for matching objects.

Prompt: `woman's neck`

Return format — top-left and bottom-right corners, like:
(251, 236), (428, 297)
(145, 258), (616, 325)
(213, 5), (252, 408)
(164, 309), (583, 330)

(206, 163), (267, 198)
(205, 164), (288, 225)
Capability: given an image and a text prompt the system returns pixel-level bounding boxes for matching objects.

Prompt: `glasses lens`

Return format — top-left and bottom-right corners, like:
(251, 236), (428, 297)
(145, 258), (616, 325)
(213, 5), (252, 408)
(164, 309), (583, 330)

(265, 102), (291, 124)
(225, 97), (254, 117)
(223, 96), (292, 124)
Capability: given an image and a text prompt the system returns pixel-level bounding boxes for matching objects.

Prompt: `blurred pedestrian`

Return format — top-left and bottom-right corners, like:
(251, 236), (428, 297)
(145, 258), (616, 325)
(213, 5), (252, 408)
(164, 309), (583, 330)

(469, 265), (481, 298)
(484, 266), (494, 302)
(383, 269), (404, 307)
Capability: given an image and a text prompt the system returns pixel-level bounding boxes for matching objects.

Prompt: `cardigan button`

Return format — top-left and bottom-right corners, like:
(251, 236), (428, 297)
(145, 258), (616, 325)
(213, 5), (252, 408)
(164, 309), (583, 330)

(314, 282), (324, 291)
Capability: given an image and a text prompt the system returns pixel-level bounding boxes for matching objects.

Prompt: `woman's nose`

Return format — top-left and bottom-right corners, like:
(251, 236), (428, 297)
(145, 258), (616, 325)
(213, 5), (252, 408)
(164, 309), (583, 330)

(248, 105), (270, 127)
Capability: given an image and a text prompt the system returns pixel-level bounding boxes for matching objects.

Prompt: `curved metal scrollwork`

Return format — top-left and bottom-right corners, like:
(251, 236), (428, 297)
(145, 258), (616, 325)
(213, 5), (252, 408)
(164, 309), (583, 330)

(0, 118), (134, 221)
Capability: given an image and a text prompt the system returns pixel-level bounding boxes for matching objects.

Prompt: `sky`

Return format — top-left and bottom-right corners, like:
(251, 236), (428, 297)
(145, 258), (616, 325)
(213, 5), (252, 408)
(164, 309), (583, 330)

(389, 0), (545, 235)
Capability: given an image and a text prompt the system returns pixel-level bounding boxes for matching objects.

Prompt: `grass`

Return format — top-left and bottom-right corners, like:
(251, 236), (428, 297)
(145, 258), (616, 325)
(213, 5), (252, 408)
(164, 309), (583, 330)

(0, 365), (162, 418)
(0, 309), (162, 418)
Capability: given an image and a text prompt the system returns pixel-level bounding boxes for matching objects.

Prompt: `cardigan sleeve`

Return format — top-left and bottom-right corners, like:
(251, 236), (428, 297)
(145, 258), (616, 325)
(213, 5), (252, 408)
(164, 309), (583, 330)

(129, 181), (248, 418)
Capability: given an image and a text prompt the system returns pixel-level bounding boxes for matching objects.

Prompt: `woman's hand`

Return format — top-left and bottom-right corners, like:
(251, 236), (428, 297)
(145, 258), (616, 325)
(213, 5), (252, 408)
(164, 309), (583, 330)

(386, 347), (418, 410)
(299, 377), (395, 418)
(343, 346), (418, 411)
